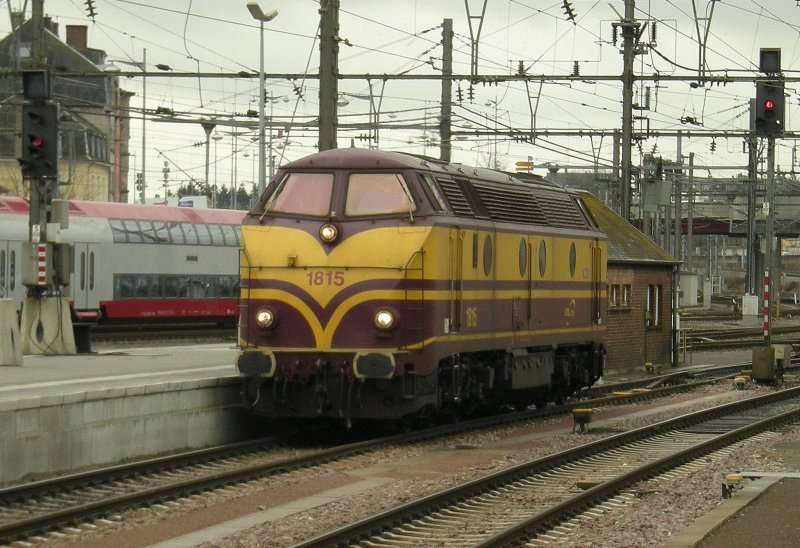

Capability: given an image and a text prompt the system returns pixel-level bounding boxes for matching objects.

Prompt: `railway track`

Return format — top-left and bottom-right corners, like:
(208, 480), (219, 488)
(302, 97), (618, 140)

(297, 387), (800, 548)
(0, 358), (788, 546)
(0, 361), (756, 546)
(681, 325), (800, 351)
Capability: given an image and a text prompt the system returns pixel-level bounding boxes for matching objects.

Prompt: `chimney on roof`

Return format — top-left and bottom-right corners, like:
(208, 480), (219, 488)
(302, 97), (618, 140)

(44, 16), (59, 37)
(10, 10), (24, 30)
(66, 25), (88, 51)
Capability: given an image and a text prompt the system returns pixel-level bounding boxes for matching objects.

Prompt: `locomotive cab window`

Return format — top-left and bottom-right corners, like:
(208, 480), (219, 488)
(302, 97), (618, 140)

(345, 173), (417, 216)
(265, 173), (333, 216)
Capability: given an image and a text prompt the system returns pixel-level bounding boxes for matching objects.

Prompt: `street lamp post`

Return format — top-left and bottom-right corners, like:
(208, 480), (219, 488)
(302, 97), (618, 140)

(247, 3), (278, 197)
(201, 122), (215, 203)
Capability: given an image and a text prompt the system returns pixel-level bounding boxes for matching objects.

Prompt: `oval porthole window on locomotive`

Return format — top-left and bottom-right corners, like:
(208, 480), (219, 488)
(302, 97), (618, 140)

(518, 239), (527, 277)
(538, 240), (547, 277)
(569, 242), (577, 278)
(483, 235), (493, 276)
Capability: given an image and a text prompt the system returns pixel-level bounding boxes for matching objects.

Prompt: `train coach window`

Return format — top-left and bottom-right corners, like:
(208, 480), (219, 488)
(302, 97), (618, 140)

(152, 221), (171, 243)
(139, 221), (157, 243)
(217, 276), (237, 297)
(168, 223), (185, 245)
(109, 219), (127, 243)
(265, 173), (333, 216)
(164, 276), (180, 298)
(180, 223), (199, 245)
(122, 220), (144, 243)
(346, 173), (417, 216)
(196, 224), (212, 245)
(178, 276), (206, 298)
(207, 224), (225, 246)
(136, 276), (152, 298)
(220, 224), (239, 246)
(115, 275), (134, 299)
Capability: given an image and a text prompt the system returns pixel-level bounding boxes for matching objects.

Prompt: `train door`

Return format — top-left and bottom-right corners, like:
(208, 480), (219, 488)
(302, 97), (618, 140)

(72, 243), (98, 311)
(448, 227), (464, 333)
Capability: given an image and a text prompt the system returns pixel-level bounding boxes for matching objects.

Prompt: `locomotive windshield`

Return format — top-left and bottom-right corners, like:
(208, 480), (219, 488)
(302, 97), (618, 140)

(264, 173), (333, 216)
(345, 173), (416, 217)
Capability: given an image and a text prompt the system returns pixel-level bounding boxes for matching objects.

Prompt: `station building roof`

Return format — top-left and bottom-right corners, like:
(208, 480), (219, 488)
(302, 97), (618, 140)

(581, 192), (679, 266)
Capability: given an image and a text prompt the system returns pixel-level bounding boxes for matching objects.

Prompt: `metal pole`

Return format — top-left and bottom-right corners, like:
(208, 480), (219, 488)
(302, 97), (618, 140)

(620, 0), (636, 221)
(439, 18), (453, 162)
(141, 48), (146, 204)
(674, 132), (682, 263)
(765, 136), (775, 345)
(746, 135), (758, 295)
(687, 153), (694, 274)
(257, 19), (266, 196)
(318, 0), (339, 151)
(202, 122), (214, 201)
(268, 96), (274, 180)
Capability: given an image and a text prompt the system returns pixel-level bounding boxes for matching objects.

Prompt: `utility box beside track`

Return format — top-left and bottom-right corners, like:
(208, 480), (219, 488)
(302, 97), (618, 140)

(751, 346), (776, 382)
(751, 344), (792, 382)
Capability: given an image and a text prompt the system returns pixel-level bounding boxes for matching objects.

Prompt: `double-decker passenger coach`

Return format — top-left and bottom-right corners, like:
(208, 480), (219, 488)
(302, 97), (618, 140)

(0, 197), (243, 325)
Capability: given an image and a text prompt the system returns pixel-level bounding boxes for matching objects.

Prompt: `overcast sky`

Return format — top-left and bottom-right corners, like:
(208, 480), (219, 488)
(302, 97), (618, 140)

(2, 0), (800, 202)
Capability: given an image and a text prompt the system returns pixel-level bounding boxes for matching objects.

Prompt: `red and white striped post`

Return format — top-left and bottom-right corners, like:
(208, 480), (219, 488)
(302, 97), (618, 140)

(36, 243), (48, 286)
(763, 270), (770, 345)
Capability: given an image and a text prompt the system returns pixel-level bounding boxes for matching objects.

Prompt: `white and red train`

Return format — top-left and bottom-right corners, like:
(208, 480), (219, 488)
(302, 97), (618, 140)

(0, 197), (243, 325)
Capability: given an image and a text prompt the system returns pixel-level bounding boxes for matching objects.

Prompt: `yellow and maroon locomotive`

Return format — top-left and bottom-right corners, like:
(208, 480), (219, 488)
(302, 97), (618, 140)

(237, 148), (606, 426)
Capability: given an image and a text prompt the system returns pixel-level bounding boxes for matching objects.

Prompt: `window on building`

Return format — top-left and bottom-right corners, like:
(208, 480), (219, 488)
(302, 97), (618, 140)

(646, 284), (662, 327)
(610, 283), (632, 310)
(609, 285), (619, 308)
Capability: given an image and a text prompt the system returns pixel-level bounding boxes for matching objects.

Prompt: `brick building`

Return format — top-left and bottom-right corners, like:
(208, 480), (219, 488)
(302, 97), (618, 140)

(582, 193), (680, 376)
(0, 15), (132, 201)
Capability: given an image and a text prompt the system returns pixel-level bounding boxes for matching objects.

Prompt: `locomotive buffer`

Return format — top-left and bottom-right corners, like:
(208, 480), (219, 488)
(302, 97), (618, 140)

(16, 69), (76, 356)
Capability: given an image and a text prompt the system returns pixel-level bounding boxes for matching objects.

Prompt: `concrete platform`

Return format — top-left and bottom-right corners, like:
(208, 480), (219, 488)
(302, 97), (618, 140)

(666, 476), (800, 548)
(0, 344), (256, 486)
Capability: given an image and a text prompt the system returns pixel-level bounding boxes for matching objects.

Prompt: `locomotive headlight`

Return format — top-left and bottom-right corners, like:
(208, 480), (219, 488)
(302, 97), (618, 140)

(255, 307), (276, 329)
(319, 223), (339, 243)
(374, 309), (396, 331)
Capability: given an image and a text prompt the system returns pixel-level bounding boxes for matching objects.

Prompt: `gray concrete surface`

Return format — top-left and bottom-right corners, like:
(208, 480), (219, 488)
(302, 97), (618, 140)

(0, 344), (252, 486)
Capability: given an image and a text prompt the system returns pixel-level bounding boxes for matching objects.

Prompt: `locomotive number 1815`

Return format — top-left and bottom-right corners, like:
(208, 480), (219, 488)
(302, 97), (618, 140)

(306, 270), (345, 286)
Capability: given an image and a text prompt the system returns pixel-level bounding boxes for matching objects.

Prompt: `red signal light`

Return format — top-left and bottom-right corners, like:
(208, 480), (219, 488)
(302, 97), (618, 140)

(764, 99), (776, 112)
(30, 135), (43, 147)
